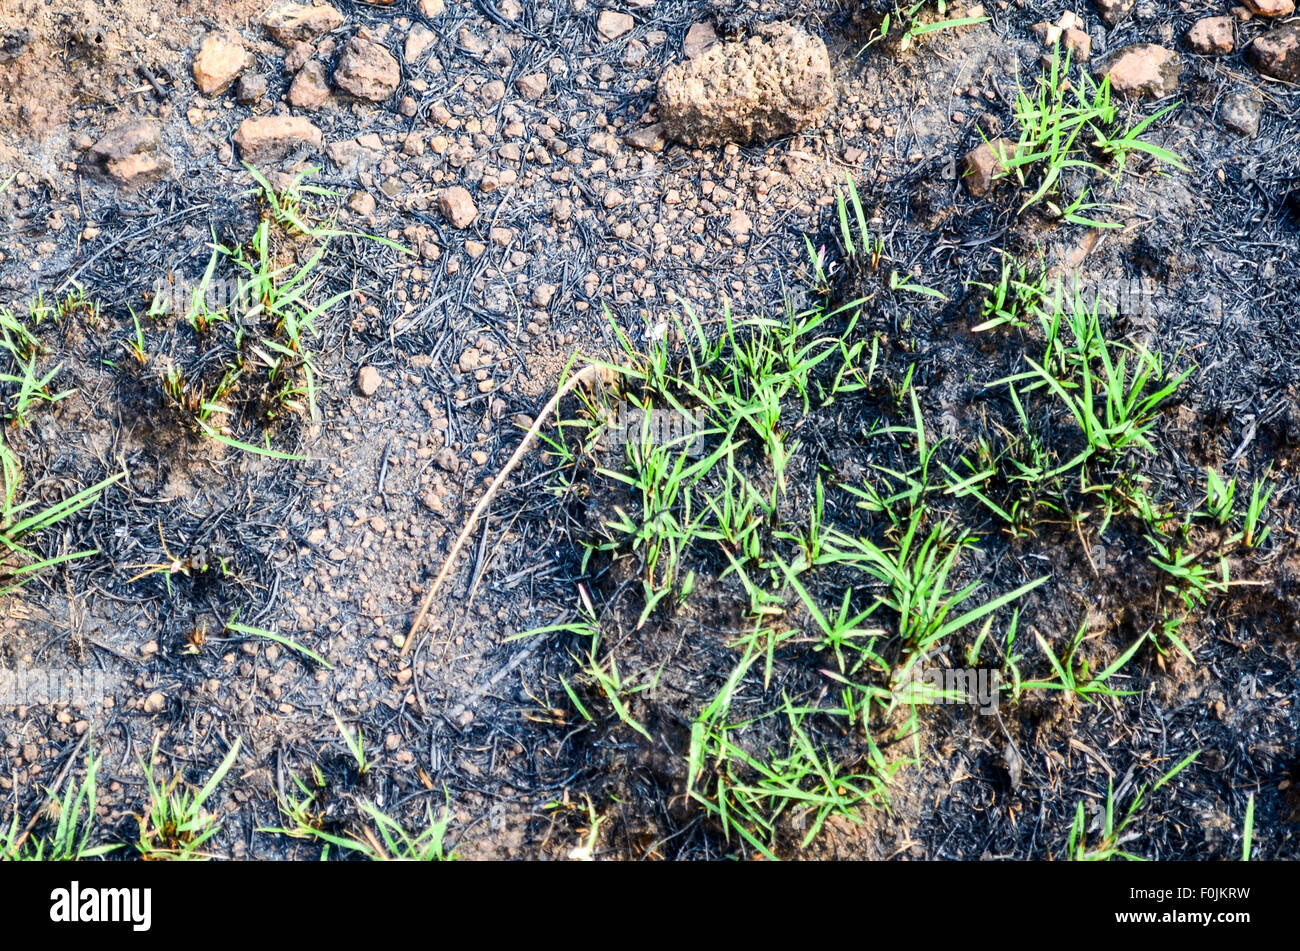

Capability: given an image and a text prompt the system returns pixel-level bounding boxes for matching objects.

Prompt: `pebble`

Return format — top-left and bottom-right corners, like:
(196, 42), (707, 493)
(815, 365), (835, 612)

(439, 186), (478, 228)
(683, 21), (718, 58)
(1185, 17), (1235, 55)
(357, 365), (382, 396)
(1098, 44), (1181, 100)
(597, 11), (635, 41)
(236, 72), (268, 104)
(348, 190), (376, 215)
(233, 115), (323, 164)
(1242, 0), (1294, 16)
(516, 72), (547, 99)
(288, 59), (331, 110)
(1247, 21), (1300, 81)
(961, 138), (1015, 197)
(333, 36), (401, 101)
(192, 31), (250, 96)
(263, 3), (345, 46)
(1221, 91), (1262, 137)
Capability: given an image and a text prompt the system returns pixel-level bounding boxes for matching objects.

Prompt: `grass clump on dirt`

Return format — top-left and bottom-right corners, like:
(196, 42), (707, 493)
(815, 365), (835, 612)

(524, 267), (1062, 857)
(132, 165), (406, 460)
(985, 43), (1187, 228)
(0, 293), (123, 597)
(135, 737), (241, 861)
(0, 743), (117, 860)
(518, 163), (1268, 855)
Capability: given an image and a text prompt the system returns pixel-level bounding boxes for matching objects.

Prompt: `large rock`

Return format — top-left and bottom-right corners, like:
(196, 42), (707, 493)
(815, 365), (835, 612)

(84, 121), (169, 186)
(1247, 21), (1300, 82)
(657, 23), (834, 147)
(288, 59), (331, 110)
(1184, 17), (1234, 56)
(332, 36), (400, 101)
(192, 31), (250, 96)
(263, 3), (345, 47)
(1097, 44), (1180, 99)
(233, 116), (323, 164)
(1242, 0), (1294, 17)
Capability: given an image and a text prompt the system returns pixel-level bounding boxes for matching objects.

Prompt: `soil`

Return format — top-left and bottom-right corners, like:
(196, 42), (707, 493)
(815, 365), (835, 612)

(0, 0), (1296, 860)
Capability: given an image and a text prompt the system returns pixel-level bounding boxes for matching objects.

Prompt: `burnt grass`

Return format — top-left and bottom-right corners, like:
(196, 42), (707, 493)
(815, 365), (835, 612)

(0, 0), (1297, 860)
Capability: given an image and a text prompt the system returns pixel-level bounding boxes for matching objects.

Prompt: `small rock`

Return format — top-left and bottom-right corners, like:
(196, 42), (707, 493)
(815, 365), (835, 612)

(233, 115), (324, 164)
(433, 448), (459, 472)
(532, 283), (557, 307)
(471, 449), (489, 466)
(326, 136), (382, 173)
(420, 0), (446, 15)
(143, 691), (166, 714)
(141, 640), (159, 656)
(1092, 0), (1136, 27)
(1056, 10), (1084, 31)
(1242, 0), (1294, 16)
(1031, 21), (1062, 46)
(357, 365), (381, 396)
(624, 122), (666, 151)
(193, 31), (250, 96)
(597, 10), (635, 41)
(603, 189), (625, 209)
(288, 59), (331, 110)
(1097, 44), (1180, 99)
(516, 72), (548, 99)
(236, 72), (268, 104)
(658, 24), (835, 147)
(623, 39), (648, 67)
(333, 36), (401, 101)
(1247, 21), (1300, 81)
(284, 41), (313, 75)
(263, 2), (345, 47)
(1185, 17), (1234, 55)
(961, 137), (1016, 197)
(439, 186), (478, 228)
(405, 24), (435, 62)
(1063, 28), (1091, 61)
(84, 121), (170, 186)
(683, 21), (718, 58)
(1221, 91), (1262, 137)
(402, 130), (425, 155)
(348, 190), (376, 215)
